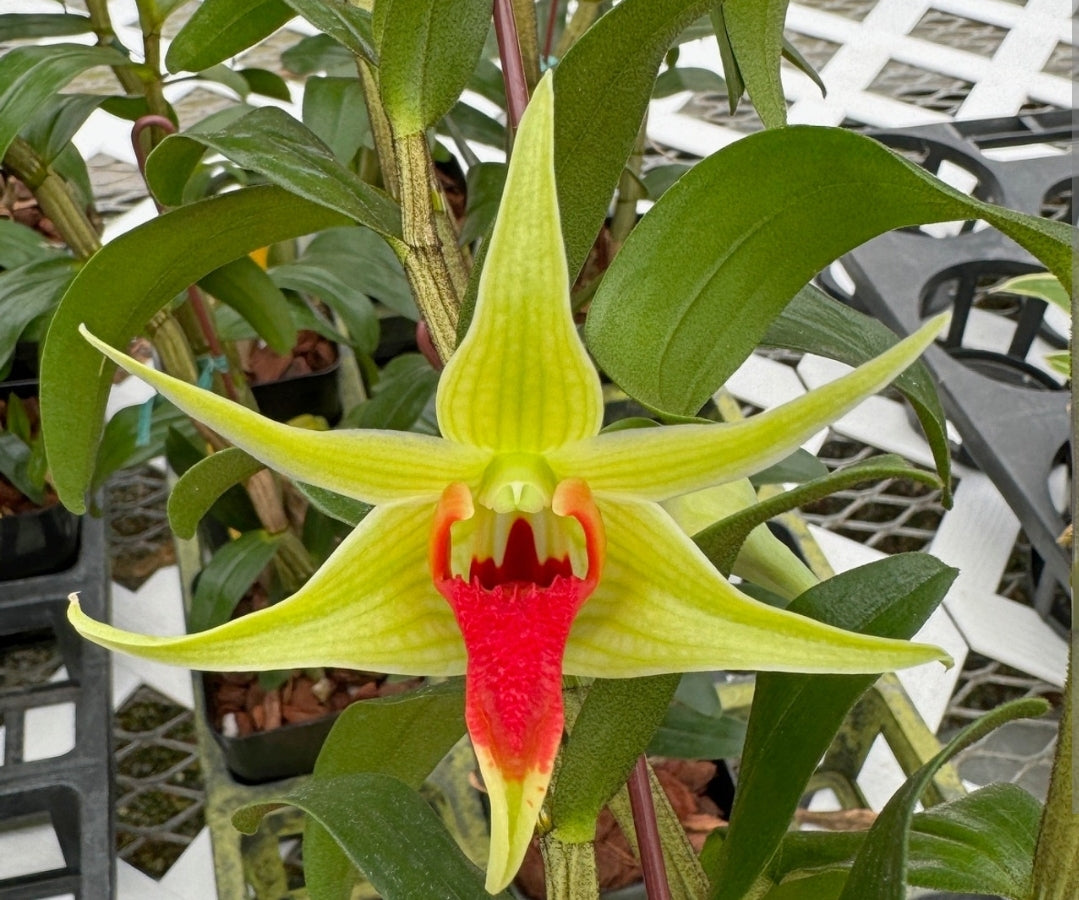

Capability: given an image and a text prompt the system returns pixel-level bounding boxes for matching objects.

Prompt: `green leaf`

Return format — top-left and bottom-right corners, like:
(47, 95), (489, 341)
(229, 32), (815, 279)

(304, 227), (417, 319)
(269, 261), (380, 355)
(711, 4), (746, 115)
(0, 44), (131, 161)
(19, 93), (106, 166)
(168, 447), (265, 540)
(294, 481), (372, 527)
(236, 773), (506, 900)
(750, 447), (829, 486)
(782, 37), (826, 97)
(165, 0), (293, 73)
(281, 34), (356, 77)
(460, 162), (507, 247)
(694, 455), (942, 576)
(302, 76), (372, 164)
(838, 698), (1049, 900)
(553, 0), (713, 281)
(764, 285), (953, 503)
(675, 671), (722, 717)
(642, 163), (693, 200)
(707, 554), (956, 900)
(189, 529), (282, 633)
(238, 67), (292, 102)
(199, 256), (296, 355)
(165, 423), (261, 532)
(647, 703), (746, 760)
(306, 682), (470, 897)
(755, 783), (1041, 898)
(195, 64), (251, 98)
(91, 399), (189, 493)
(904, 783), (1041, 897)
(40, 185), (350, 513)
(0, 13), (94, 40)
(654, 65), (728, 98)
(990, 271), (1070, 314)
(1045, 350), (1070, 377)
(585, 125), (1075, 417)
(722, 0), (789, 128)
(0, 258), (76, 376)
(282, 0), (377, 63)
(441, 101), (506, 150)
(342, 354), (439, 430)
(314, 680), (467, 782)
(0, 219), (58, 269)
(377, 0), (491, 134)
(550, 674), (681, 843)
(146, 107), (401, 240)
(0, 431), (43, 505)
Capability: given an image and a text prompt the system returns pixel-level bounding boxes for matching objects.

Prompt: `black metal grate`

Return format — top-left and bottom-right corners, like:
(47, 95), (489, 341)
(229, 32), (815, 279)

(114, 686), (206, 879)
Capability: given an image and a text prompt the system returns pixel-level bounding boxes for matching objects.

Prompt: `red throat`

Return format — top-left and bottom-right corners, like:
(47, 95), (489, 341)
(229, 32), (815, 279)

(430, 480), (603, 780)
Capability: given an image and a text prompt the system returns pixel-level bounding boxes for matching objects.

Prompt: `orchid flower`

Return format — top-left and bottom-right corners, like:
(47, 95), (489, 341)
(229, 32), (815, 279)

(70, 73), (949, 892)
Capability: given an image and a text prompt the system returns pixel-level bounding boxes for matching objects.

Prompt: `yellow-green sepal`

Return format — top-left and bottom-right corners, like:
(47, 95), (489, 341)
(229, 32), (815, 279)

(436, 73), (603, 455)
(551, 314), (947, 500)
(80, 325), (490, 504)
(563, 498), (951, 677)
(69, 500), (467, 676)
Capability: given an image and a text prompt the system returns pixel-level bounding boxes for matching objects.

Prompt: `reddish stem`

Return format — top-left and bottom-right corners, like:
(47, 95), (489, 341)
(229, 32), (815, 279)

(542, 0), (559, 62)
(628, 755), (672, 900)
(130, 114), (176, 189)
(493, 0), (530, 132)
(131, 114), (239, 402)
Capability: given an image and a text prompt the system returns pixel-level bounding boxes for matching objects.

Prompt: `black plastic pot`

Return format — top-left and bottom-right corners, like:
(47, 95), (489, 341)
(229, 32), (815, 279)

(0, 501), (81, 581)
(203, 685), (339, 784)
(0, 509), (114, 898)
(250, 355), (342, 426)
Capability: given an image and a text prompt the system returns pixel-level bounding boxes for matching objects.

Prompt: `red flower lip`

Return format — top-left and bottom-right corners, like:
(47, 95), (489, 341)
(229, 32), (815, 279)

(430, 479), (604, 872)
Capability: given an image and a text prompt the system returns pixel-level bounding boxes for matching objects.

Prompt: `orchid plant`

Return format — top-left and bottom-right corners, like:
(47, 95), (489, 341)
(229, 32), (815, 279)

(71, 75), (952, 891)
(4, 0), (1075, 898)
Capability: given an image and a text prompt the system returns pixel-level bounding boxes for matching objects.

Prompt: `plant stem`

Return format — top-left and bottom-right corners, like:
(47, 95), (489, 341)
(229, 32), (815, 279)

(2, 139), (101, 259)
(394, 131), (466, 361)
(140, 28), (171, 123)
(555, 1), (600, 58)
(610, 117), (648, 250)
(628, 755), (672, 900)
(357, 59), (400, 196)
(85, 0), (145, 96)
(1030, 284), (1079, 898)
(1031, 666), (1077, 898)
(511, 0), (542, 87)
(542, 0), (561, 62)
(493, 0), (531, 133)
(539, 833), (599, 900)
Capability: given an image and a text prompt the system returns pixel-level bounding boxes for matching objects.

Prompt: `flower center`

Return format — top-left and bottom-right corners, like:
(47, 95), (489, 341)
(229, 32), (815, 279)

(429, 475), (603, 594)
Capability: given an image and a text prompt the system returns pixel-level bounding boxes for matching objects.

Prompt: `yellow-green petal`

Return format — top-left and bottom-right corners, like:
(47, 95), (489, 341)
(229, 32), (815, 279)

(436, 73), (603, 453)
(563, 498), (950, 677)
(81, 326), (490, 504)
(664, 479), (818, 601)
(550, 314), (946, 501)
(69, 500), (466, 675)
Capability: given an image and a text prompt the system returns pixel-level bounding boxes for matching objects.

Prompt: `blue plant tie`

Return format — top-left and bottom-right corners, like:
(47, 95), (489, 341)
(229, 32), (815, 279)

(135, 397), (155, 447)
(541, 55), (559, 72)
(197, 354), (230, 390)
